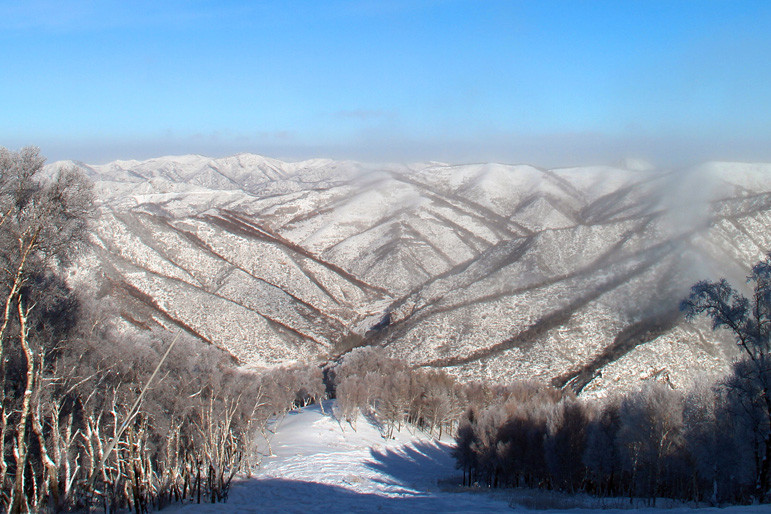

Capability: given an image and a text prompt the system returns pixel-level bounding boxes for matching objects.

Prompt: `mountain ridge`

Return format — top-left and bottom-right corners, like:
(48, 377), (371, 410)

(54, 153), (771, 397)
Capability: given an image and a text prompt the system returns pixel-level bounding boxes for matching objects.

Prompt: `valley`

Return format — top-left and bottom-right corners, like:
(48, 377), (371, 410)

(56, 155), (771, 397)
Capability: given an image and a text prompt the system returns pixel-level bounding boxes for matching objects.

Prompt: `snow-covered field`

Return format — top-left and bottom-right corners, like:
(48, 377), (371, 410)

(165, 401), (771, 513)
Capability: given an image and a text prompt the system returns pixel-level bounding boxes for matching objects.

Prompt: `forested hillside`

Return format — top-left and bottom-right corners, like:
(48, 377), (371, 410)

(55, 153), (771, 396)
(3, 147), (771, 511)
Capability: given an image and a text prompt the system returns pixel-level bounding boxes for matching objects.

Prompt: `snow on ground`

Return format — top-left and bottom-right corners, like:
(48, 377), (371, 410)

(166, 401), (512, 512)
(165, 401), (771, 513)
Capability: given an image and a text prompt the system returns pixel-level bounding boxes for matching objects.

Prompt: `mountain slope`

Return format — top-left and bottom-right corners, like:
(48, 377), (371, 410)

(55, 155), (771, 394)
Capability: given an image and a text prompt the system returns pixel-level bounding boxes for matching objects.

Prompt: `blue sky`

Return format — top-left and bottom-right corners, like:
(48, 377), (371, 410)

(1, 0), (770, 166)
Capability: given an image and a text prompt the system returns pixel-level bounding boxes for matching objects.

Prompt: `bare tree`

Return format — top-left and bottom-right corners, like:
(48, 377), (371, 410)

(616, 383), (684, 504)
(0, 147), (281, 512)
(583, 399), (621, 497)
(682, 253), (771, 500)
(0, 147), (93, 513)
(545, 397), (589, 492)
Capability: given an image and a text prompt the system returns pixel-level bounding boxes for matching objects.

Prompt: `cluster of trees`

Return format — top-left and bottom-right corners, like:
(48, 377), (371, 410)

(681, 254), (771, 501)
(455, 253), (771, 505)
(329, 346), (468, 438)
(0, 147), (323, 512)
(453, 379), (756, 504)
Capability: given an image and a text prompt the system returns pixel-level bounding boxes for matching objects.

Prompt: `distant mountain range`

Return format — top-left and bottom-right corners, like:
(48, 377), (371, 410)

(52, 154), (771, 398)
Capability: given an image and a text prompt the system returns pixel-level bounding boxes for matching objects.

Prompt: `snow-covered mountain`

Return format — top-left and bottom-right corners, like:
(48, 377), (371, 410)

(52, 154), (771, 396)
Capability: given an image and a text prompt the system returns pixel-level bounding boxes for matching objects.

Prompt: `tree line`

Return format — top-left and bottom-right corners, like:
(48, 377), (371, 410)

(0, 147), (328, 512)
(453, 379), (754, 504)
(328, 346), (467, 438)
(453, 253), (771, 505)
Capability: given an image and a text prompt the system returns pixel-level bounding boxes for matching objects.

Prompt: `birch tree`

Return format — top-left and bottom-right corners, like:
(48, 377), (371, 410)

(0, 146), (93, 512)
(682, 253), (771, 501)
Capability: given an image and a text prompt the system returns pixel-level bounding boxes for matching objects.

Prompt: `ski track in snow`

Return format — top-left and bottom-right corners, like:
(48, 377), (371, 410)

(164, 402), (771, 513)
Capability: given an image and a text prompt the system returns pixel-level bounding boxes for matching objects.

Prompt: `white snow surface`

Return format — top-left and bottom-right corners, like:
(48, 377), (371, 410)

(165, 401), (771, 514)
(165, 401), (512, 513)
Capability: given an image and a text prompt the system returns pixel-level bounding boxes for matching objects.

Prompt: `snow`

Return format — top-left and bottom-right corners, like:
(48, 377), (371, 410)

(550, 165), (638, 203)
(700, 161), (771, 195)
(55, 153), (771, 396)
(164, 401), (771, 513)
(165, 401), (513, 513)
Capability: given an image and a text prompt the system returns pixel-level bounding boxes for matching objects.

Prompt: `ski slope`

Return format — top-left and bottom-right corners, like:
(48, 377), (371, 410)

(166, 401), (771, 513)
(166, 401), (511, 512)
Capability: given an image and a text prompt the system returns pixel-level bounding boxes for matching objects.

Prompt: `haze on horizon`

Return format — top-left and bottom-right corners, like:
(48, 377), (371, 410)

(2, 0), (770, 169)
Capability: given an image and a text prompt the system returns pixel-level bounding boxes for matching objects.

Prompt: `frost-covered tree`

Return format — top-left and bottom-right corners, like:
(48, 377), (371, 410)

(0, 147), (94, 512)
(330, 346), (465, 437)
(615, 383), (684, 503)
(545, 397), (589, 492)
(681, 253), (771, 500)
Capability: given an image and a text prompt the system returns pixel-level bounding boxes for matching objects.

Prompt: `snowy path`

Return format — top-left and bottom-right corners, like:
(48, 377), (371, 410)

(166, 401), (512, 512)
(165, 402), (771, 513)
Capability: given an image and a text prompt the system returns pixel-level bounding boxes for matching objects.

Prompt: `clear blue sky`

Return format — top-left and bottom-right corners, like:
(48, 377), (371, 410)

(1, 0), (770, 167)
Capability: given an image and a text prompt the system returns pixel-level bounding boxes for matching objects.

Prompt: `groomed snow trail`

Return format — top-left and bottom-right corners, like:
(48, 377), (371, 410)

(164, 402), (771, 513)
(165, 401), (512, 513)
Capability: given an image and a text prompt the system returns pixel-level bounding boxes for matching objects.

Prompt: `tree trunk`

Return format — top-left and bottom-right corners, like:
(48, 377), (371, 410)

(0, 397), (9, 499)
(757, 388), (771, 501)
(31, 394), (59, 511)
(9, 301), (35, 514)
